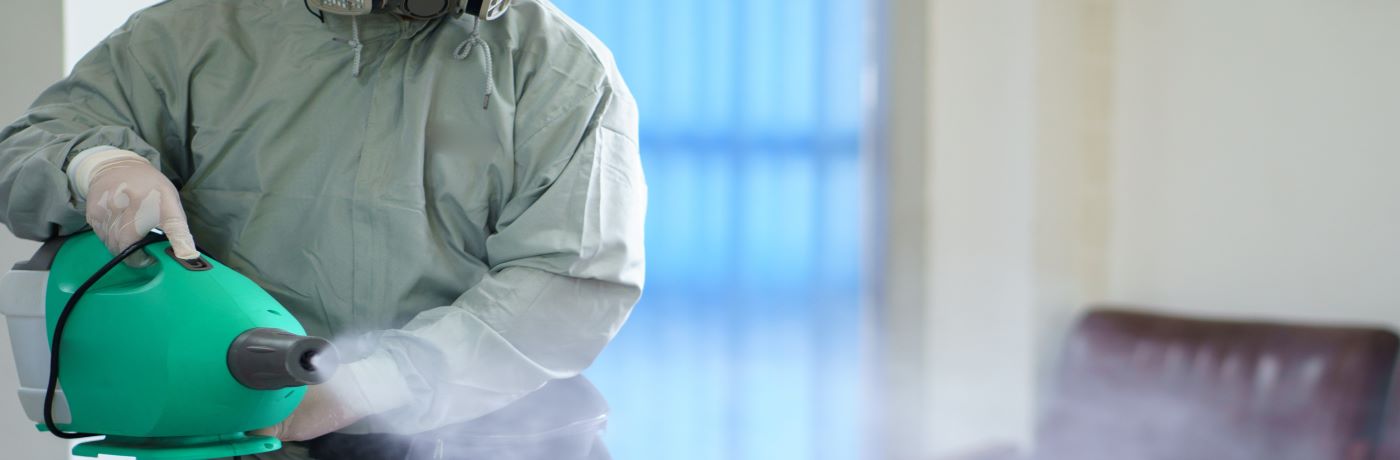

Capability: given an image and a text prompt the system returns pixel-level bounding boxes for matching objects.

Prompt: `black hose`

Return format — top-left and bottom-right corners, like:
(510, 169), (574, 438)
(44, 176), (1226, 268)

(43, 233), (168, 439)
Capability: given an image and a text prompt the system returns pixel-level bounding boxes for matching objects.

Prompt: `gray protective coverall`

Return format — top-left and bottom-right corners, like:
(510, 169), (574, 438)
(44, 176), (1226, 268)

(0, 0), (644, 443)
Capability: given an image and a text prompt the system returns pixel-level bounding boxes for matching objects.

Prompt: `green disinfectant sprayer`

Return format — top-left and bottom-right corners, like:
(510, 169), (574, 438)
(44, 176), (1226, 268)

(0, 231), (339, 459)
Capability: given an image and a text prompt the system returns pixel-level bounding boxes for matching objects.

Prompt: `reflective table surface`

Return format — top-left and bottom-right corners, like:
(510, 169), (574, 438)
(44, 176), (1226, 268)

(300, 377), (610, 460)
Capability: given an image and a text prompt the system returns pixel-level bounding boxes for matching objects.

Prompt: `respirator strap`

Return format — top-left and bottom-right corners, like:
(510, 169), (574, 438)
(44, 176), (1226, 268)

(465, 0), (484, 16)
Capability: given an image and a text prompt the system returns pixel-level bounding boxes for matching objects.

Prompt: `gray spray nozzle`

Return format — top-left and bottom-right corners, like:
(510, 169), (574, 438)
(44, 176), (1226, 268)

(227, 328), (339, 390)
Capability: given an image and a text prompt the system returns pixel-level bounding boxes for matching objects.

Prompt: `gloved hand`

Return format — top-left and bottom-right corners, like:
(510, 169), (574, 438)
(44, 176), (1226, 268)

(68, 148), (198, 264)
(252, 355), (411, 441)
(252, 378), (369, 442)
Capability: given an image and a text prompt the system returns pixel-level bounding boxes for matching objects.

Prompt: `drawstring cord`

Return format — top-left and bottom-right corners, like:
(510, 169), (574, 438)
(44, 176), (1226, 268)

(321, 10), (493, 108)
(349, 16), (364, 77)
(453, 17), (496, 110)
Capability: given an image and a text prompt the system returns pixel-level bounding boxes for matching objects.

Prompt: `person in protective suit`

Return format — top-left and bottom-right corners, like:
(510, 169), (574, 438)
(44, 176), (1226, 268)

(0, 0), (644, 457)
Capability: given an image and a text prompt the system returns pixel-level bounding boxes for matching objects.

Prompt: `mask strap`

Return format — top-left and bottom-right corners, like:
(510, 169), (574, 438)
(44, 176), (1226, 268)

(303, 0), (326, 22)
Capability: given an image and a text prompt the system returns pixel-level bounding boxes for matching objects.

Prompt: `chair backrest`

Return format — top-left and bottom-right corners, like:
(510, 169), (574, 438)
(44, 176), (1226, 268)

(1375, 363), (1400, 459)
(1036, 309), (1398, 460)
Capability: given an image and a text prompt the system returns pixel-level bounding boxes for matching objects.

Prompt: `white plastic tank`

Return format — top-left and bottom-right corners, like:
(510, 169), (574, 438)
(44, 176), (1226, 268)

(0, 267), (71, 423)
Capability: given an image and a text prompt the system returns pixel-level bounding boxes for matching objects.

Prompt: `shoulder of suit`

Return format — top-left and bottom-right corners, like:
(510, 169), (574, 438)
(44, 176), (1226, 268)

(501, 1), (624, 91)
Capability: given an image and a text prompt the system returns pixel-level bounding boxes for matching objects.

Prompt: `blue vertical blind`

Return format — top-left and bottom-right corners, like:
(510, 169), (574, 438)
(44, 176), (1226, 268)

(549, 1), (867, 458)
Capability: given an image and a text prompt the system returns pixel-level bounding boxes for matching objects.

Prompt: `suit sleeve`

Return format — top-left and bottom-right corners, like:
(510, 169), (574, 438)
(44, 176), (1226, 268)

(341, 74), (647, 432)
(0, 16), (180, 240)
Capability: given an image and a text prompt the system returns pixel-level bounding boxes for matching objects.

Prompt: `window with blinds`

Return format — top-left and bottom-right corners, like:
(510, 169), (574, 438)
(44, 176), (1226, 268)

(552, 1), (869, 458)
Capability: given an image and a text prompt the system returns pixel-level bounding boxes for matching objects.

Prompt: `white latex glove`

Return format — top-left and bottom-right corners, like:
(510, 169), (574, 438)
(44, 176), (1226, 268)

(68, 148), (198, 264)
(251, 380), (368, 442)
(252, 354), (412, 441)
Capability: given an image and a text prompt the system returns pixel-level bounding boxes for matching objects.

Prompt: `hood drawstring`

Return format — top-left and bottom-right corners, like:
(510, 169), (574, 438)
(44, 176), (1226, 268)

(453, 17), (496, 110)
(348, 16), (364, 77)
(332, 12), (494, 106)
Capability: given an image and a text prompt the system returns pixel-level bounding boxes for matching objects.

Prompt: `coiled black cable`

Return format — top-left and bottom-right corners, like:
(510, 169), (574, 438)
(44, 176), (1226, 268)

(43, 232), (168, 439)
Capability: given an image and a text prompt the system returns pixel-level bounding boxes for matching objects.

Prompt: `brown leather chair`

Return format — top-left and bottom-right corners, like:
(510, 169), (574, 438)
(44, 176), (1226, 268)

(1375, 363), (1400, 459)
(1034, 309), (1398, 460)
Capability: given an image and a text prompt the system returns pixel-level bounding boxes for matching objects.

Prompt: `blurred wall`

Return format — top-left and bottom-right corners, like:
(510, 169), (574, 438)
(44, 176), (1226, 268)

(887, 0), (1400, 457)
(923, 0), (1039, 453)
(0, 2), (69, 459)
(64, 0), (160, 72)
(0, 2), (158, 458)
(1106, 1), (1400, 325)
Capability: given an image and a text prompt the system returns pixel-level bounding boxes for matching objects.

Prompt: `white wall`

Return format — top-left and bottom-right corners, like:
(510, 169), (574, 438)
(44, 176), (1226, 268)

(0, 1), (70, 458)
(1107, 0), (1400, 324)
(0, 2), (160, 458)
(64, 0), (162, 73)
(877, 1), (1046, 456)
(923, 0), (1039, 453)
(870, 0), (937, 458)
(883, 0), (1400, 457)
